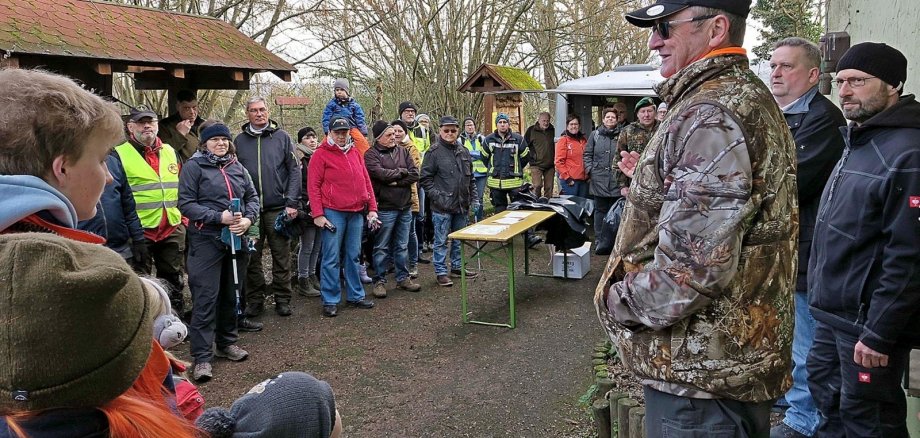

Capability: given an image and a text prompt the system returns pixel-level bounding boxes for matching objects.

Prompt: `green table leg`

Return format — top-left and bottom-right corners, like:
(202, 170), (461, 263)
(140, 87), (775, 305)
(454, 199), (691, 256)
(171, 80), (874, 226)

(508, 240), (516, 329)
(461, 241), (468, 323)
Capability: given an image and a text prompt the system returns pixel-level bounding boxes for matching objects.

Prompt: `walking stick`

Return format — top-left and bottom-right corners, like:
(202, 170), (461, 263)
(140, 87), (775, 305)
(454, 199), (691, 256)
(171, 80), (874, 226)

(228, 198), (243, 319)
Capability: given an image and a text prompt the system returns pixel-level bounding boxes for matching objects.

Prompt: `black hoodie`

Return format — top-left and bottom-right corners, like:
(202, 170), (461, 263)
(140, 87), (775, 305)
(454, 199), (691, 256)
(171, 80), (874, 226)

(809, 95), (920, 353)
(234, 119), (301, 211)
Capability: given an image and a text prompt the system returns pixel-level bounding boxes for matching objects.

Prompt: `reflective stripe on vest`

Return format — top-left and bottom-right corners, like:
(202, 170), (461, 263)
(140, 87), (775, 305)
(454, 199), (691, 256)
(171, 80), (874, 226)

(463, 138), (489, 175)
(115, 142), (182, 228)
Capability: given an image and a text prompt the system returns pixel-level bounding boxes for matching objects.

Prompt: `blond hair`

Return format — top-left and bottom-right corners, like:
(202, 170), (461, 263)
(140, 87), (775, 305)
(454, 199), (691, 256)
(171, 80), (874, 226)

(0, 68), (124, 177)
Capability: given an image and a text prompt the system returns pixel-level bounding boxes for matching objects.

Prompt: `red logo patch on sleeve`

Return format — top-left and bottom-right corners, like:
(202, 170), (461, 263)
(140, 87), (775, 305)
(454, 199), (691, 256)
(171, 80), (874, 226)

(910, 196), (920, 208)
(858, 372), (871, 383)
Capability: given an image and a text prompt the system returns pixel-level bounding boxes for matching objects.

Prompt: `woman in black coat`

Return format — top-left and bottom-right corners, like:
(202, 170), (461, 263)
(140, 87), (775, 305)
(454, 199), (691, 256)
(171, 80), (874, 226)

(178, 122), (260, 383)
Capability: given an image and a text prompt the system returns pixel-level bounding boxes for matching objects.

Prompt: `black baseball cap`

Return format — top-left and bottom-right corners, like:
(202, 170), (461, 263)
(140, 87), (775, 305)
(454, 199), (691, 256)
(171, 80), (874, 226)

(128, 107), (157, 122)
(439, 116), (460, 127)
(329, 117), (351, 131)
(625, 0), (751, 27)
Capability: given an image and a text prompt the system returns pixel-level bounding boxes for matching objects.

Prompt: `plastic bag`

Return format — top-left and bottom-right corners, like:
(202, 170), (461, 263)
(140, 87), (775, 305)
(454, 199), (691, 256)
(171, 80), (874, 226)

(595, 197), (626, 255)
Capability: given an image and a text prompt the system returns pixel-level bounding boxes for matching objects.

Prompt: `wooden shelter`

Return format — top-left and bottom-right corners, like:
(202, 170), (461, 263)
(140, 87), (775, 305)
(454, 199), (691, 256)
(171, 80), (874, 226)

(0, 0), (295, 108)
(458, 63), (544, 133)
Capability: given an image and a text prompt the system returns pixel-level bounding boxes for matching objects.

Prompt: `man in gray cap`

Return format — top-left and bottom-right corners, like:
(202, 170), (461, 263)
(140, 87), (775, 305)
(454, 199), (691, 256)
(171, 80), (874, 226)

(807, 42), (920, 437)
(594, 0), (799, 436)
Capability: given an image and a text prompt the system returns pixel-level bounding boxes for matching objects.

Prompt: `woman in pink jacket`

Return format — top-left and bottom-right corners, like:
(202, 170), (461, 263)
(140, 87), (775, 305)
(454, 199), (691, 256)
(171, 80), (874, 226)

(308, 117), (379, 318)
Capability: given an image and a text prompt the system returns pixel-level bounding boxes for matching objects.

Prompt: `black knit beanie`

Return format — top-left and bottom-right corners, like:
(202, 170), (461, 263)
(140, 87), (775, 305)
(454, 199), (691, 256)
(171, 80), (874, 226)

(837, 42), (908, 89)
(398, 101), (417, 117)
(297, 127), (316, 143)
(371, 120), (392, 141)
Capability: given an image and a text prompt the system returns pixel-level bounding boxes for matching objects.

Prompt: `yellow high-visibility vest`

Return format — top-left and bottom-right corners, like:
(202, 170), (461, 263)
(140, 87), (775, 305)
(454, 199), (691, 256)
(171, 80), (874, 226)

(115, 142), (182, 229)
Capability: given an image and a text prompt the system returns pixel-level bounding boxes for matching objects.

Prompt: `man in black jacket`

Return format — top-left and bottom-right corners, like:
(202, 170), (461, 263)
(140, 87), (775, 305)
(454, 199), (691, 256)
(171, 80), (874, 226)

(524, 112), (555, 198)
(419, 116), (478, 287)
(768, 37), (846, 438)
(235, 97), (301, 318)
(808, 42), (920, 437)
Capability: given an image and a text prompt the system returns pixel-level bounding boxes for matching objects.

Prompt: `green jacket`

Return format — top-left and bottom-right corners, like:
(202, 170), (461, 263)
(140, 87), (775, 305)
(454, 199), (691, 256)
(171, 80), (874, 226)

(594, 53), (799, 402)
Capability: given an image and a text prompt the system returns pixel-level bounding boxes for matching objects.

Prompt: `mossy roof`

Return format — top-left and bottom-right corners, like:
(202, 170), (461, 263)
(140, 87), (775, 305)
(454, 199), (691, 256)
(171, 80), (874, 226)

(458, 63), (544, 92)
(0, 0), (295, 73)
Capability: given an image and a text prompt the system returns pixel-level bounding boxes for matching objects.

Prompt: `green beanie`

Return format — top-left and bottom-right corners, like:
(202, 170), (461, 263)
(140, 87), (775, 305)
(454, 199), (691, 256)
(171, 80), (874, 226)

(0, 233), (152, 413)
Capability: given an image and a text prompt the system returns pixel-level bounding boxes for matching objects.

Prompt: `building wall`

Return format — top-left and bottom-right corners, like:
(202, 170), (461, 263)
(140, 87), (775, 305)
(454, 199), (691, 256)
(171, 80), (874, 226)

(827, 0), (920, 95)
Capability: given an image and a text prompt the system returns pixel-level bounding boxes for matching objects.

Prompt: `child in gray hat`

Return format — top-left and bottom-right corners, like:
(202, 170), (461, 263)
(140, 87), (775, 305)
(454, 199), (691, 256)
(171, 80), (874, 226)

(196, 372), (342, 437)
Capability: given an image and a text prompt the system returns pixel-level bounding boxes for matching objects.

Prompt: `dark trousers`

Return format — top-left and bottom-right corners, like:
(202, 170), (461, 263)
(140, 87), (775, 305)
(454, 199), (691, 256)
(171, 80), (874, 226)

(186, 231), (247, 363)
(245, 208), (292, 307)
(807, 321), (910, 437)
(643, 386), (772, 437)
(490, 187), (521, 213)
(593, 195), (617, 238)
(134, 224), (186, 300)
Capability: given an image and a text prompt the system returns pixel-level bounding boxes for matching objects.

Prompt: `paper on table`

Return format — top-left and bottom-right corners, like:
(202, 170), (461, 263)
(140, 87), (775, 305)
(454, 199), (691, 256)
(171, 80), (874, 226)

(494, 217), (523, 224)
(462, 224), (508, 235)
(504, 211), (532, 218)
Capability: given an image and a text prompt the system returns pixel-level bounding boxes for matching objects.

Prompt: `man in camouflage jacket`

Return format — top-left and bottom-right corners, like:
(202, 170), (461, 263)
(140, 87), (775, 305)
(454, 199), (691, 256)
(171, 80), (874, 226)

(595, 1), (799, 435)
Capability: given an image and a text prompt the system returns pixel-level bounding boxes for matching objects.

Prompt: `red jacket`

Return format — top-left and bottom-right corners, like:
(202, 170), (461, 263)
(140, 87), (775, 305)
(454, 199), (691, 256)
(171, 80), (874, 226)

(308, 138), (377, 217)
(555, 132), (587, 181)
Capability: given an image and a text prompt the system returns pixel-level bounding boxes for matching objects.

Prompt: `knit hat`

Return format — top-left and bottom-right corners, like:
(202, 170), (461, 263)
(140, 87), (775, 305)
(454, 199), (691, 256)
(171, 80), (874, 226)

(837, 42), (908, 89)
(398, 101), (417, 116)
(417, 113), (431, 123)
(371, 120), (393, 141)
(332, 78), (350, 95)
(657, 102), (668, 111)
(200, 123), (232, 144)
(391, 119), (409, 134)
(0, 233), (152, 412)
(635, 97), (657, 112)
(297, 127), (316, 143)
(196, 372), (336, 438)
(495, 113), (511, 124)
(463, 116), (475, 127)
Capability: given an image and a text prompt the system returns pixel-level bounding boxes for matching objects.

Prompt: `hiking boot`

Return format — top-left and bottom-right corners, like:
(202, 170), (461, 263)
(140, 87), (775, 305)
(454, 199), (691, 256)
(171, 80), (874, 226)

(297, 277), (320, 297)
(275, 302), (292, 317)
(192, 362), (212, 382)
(408, 265), (419, 279)
(323, 305), (338, 317)
(526, 234), (543, 249)
(769, 423), (808, 438)
(397, 278), (421, 292)
(372, 281), (388, 298)
(359, 263), (373, 284)
(237, 317), (263, 332)
(418, 255), (431, 264)
(215, 344), (249, 362)
(437, 275), (453, 287)
(244, 302), (264, 318)
(309, 274), (321, 291)
(450, 268), (479, 279)
(345, 299), (375, 309)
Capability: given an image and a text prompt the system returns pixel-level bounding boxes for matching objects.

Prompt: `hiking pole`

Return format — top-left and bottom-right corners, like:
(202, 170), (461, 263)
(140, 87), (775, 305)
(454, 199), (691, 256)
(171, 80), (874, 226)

(228, 198), (243, 319)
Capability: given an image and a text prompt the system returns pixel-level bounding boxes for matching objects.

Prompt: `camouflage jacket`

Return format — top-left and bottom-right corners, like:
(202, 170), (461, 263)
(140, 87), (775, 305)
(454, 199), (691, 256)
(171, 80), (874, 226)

(616, 121), (659, 188)
(593, 53), (799, 402)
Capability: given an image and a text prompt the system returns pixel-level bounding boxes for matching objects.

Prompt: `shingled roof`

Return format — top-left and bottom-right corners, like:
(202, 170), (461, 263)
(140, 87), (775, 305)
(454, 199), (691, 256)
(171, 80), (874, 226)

(0, 0), (295, 78)
(458, 63), (544, 93)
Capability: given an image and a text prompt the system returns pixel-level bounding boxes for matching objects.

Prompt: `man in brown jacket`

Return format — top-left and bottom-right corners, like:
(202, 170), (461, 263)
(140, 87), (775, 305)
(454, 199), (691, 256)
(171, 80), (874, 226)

(157, 89), (204, 162)
(595, 0), (799, 436)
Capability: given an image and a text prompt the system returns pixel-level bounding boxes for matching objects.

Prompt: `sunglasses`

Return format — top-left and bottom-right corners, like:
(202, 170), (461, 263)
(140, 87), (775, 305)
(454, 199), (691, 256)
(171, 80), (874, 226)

(441, 128), (459, 134)
(653, 14), (716, 40)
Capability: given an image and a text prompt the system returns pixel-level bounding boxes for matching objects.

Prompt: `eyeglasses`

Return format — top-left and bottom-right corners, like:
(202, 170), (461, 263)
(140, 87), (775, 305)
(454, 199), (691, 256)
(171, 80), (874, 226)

(247, 108), (268, 114)
(441, 129), (458, 134)
(653, 14), (716, 40)
(833, 76), (877, 88)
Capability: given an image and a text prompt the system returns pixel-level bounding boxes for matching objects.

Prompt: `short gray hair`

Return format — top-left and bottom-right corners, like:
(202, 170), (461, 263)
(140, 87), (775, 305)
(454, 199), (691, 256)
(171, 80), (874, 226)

(245, 96), (268, 110)
(691, 6), (746, 47)
(773, 37), (821, 70)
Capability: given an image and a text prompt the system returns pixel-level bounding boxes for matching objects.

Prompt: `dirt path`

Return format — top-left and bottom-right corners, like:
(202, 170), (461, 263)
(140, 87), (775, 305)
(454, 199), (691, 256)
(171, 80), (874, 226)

(183, 240), (606, 437)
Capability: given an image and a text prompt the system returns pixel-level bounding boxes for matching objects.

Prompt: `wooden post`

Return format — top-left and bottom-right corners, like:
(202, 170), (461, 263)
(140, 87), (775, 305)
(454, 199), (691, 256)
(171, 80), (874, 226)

(596, 377), (615, 399)
(592, 398), (611, 438)
(608, 392), (627, 436)
(617, 397), (638, 438)
(628, 407), (645, 438)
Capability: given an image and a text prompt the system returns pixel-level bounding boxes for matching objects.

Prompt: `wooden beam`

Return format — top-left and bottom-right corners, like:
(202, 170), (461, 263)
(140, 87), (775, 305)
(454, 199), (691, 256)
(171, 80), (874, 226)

(170, 67), (185, 79)
(94, 62), (112, 75)
(275, 70), (292, 82)
(125, 65), (165, 73)
(0, 55), (18, 68)
(232, 70), (245, 81)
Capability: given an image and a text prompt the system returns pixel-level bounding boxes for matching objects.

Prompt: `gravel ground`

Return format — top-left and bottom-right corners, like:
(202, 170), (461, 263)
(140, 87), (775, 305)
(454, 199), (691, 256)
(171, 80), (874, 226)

(173, 237), (608, 437)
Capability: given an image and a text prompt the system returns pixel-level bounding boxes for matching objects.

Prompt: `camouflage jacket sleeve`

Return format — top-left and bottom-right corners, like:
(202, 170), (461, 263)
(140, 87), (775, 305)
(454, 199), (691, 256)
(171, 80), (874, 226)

(608, 102), (753, 330)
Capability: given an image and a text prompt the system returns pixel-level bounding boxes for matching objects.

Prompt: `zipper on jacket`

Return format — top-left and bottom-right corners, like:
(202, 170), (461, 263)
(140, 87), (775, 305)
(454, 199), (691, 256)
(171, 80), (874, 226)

(854, 302), (866, 327)
(256, 136), (264, 211)
(818, 145), (850, 220)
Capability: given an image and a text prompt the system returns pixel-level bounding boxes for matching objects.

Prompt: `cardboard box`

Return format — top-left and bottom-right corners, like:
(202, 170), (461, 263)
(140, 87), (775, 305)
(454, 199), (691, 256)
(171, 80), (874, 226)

(552, 242), (591, 279)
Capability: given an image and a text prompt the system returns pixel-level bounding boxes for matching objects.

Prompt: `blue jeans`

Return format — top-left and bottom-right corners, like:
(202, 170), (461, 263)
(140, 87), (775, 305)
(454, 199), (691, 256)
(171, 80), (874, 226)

(783, 290), (819, 436)
(473, 176), (487, 222)
(558, 177), (587, 197)
(432, 212), (467, 276)
(319, 209), (365, 305)
(374, 208), (412, 283)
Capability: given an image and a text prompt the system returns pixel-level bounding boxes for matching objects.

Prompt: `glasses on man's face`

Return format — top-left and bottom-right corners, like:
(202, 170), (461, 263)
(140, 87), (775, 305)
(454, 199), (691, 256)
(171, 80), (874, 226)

(653, 14), (716, 40)
(133, 119), (158, 126)
(248, 108), (268, 114)
(833, 76), (877, 89)
(442, 128), (458, 134)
